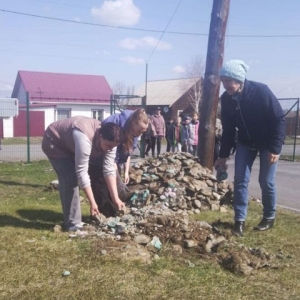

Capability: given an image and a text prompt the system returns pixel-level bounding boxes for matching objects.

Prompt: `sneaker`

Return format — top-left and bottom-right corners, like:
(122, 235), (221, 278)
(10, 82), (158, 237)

(68, 222), (86, 232)
(253, 218), (274, 231)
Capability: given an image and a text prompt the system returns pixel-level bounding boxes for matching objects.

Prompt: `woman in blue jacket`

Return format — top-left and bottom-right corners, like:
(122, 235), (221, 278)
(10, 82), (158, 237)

(214, 60), (285, 237)
(89, 108), (149, 216)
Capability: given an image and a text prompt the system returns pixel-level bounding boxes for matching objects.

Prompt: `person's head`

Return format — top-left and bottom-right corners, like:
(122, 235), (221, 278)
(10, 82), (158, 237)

(124, 108), (149, 151)
(98, 122), (124, 152)
(185, 116), (191, 124)
(175, 116), (181, 125)
(154, 107), (161, 115)
(220, 60), (249, 95)
(192, 112), (198, 122)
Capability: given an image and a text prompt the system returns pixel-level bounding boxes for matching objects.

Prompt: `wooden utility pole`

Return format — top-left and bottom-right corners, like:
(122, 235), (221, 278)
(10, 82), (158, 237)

(198, 0), (230, 170)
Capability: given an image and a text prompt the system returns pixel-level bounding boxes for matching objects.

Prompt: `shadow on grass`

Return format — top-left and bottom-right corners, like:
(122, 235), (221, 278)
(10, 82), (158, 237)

(0, 180), (47, 189)
(0, 209), (62, 230)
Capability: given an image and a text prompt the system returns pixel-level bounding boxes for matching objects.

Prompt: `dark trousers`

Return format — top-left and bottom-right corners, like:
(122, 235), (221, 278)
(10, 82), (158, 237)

(151, 136), (162, 156)
(214, 139), (221, 163)
(166, 138), (172, 152)
(145, 137), (152, 155)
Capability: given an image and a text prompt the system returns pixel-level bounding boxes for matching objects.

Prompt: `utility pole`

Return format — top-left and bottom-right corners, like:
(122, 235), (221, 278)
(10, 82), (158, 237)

(198, 0), (230, 170)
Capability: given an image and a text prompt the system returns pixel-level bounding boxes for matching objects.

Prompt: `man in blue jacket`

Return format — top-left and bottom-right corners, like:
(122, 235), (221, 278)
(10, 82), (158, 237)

(214, 60), (285, 237)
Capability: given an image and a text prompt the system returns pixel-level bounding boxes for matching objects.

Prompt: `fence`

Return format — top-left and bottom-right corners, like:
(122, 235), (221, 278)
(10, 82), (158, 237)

(0, 96), (299, 163)
(278, 98), (300, 161)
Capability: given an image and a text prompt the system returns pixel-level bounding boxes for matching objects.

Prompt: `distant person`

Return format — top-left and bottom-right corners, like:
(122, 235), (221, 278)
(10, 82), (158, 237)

(165, 119), (174, 152)
(214, 117), (223, 163)
(188, 112), (199, 156)
(181, 116), (190, 152)
(150, 107), (166, 157)
(170, 116), (182, 152)
(214, 59), (285, 237)
(42, 117), (124, 231)
(144, 115), (154, 156)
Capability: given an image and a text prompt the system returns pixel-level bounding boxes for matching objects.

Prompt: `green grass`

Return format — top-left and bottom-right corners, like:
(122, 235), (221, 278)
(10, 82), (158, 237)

(1, 161), (300, 300)
(1, 137), (43, 145)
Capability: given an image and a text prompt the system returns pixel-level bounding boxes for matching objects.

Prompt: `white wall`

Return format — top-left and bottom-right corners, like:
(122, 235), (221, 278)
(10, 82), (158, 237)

(29, 103), (112, 130)
(2, 117), (14, 137)
(57, 103), (111, 120)
(16, 83), (27, 105)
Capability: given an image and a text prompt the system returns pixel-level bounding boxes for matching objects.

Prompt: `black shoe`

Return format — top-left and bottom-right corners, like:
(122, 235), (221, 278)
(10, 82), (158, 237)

(253, 218), (274, 231)
(232, 221), (245, 237)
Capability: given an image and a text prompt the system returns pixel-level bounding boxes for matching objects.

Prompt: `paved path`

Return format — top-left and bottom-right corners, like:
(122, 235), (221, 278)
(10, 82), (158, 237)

(226, 158), (300, 213)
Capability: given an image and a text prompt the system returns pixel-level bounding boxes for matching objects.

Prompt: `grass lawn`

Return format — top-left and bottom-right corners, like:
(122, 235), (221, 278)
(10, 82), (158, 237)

(0, 161), (300, 300)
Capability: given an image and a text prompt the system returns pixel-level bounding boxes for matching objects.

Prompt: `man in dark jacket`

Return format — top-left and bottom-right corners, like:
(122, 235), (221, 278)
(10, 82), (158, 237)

(214, 60), (285, 237)
(165, 119), (174, 152)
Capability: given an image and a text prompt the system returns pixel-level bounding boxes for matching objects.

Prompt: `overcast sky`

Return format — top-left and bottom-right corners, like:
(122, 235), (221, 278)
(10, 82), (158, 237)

(1, 0), (300, 109)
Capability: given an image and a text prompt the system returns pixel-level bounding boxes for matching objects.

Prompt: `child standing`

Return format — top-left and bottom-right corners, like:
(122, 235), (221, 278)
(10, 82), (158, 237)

(170, 116), (182, 152)
(189, 112), (199, 156)
(181, 116), (190, 152)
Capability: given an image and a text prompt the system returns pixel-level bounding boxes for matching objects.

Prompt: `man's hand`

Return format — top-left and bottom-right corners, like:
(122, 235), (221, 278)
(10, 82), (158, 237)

(268, 152), (279, 165)
(214, 157), (228, 171)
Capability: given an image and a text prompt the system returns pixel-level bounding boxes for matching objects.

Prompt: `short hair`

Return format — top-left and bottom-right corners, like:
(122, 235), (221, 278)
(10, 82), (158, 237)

(99, 122), (124, 143)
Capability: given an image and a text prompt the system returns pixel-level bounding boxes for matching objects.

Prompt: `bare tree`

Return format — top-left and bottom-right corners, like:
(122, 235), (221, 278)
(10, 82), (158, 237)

(112, 81), (137, 110)
(180, 56), (204, 113)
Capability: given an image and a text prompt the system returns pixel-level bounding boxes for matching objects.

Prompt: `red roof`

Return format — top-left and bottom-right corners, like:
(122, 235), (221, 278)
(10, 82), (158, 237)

(12, 70), (112, 103)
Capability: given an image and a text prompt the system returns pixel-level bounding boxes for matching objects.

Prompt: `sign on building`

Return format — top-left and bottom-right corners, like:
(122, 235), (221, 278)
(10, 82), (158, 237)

(0, 98), (19, 117)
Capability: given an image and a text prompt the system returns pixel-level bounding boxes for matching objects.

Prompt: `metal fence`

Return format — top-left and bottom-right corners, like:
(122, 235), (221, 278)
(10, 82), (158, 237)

(0, 97), (299, 163)
(278, 98), (300, 161)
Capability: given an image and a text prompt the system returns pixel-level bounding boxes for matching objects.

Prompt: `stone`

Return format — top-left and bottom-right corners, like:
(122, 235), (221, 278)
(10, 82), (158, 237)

(133, 234), (152, 245)
(183, 240), (198, 248)
(100, 250), (108, 256)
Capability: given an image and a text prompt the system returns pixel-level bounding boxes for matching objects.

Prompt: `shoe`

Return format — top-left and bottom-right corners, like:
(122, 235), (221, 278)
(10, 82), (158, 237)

(253, 218), (274, 231)
(145, 152), (149, 156)
(68, 222), (86, 232)
(232, 221), (245, 237)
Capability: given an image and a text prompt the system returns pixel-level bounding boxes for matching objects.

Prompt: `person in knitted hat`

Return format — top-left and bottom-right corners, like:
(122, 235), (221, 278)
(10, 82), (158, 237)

(214, 59), (286, 237)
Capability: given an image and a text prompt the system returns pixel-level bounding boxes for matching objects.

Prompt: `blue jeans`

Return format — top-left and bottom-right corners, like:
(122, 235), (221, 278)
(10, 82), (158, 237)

(234, 142), (278, 221)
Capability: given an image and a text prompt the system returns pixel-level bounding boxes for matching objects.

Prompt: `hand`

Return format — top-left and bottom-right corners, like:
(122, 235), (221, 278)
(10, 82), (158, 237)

(124, 171), (130, 184)
(214, 157), (227, 171)
(113, 198), (126, 211)
(90, 203), (100, 216)
(268, 152), (279, 165)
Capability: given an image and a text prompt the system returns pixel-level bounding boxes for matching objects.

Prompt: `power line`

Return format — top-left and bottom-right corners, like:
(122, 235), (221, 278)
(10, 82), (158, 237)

(147, 0), (182, 62)
(0, 8), (203, 36)
(276, 79), (300, 95)
(1, 8), (300, 38)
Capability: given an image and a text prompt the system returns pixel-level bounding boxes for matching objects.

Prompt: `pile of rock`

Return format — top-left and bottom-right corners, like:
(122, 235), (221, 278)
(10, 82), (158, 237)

(127, 152), (233, 213)
(57, 152), (282, 275)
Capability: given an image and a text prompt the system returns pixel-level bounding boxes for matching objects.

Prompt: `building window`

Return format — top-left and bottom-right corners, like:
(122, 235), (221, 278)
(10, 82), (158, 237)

(92, 109), (104, 121)
(56, 109), (71, 121)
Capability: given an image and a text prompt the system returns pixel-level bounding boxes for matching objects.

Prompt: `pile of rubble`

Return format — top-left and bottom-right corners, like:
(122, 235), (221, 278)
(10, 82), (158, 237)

(127, 152), (233, 212)
(54, 153), (285, 275)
